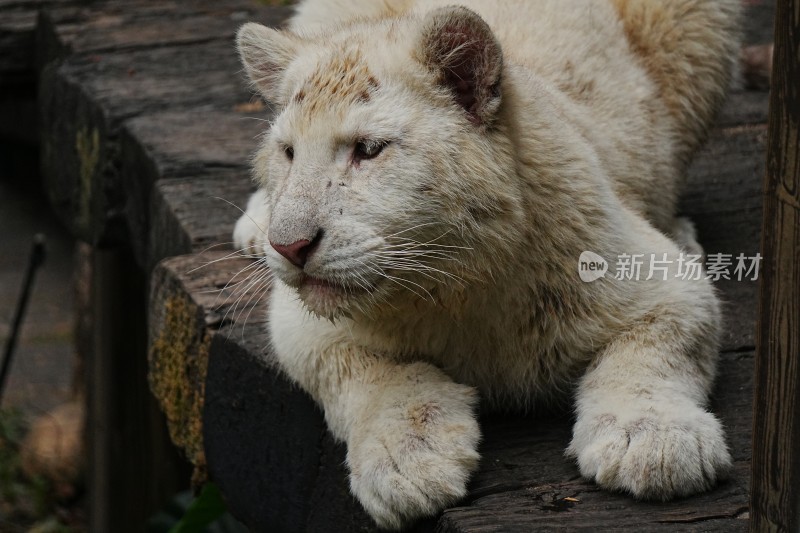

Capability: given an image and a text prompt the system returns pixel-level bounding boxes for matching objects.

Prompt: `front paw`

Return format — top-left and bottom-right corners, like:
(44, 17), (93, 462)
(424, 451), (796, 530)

(232, 188), (269, 254)
(347, 379), (480, 530)
(567, 402), (732, 500)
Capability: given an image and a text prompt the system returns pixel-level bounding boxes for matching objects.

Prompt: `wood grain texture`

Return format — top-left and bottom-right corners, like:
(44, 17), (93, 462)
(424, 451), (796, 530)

(204, 322), (335, 532)
(750, 0), (800, 530)
(0, 0), (76, 143)
(682, 125), (767, 353)
(36, 0), (288, 245)
(149, 171), (256, 270)
(28, 5), (291, 530)
(0, 8), (37, 84)
(0, 0), (73, 85)
(718, 90), (770, 128)
(149, 252), (271, 484)
(439, 349), (754, 532)
(37, 0), (289, 60)
(37, 40), (253, 245)
(88, 248), (191, 532)
(121, 108), (267, 267)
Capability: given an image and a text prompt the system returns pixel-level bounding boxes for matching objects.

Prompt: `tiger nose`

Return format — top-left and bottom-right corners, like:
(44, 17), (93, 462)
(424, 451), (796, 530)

(270, 236), (317, 268)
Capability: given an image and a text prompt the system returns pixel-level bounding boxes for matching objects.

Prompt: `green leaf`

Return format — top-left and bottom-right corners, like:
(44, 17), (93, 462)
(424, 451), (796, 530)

(168, 483), (227, 533)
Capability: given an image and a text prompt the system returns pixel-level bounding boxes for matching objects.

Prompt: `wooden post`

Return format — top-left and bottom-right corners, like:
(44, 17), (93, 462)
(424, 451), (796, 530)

(750, 0), (800, 530)
(88, 248), (190, 532)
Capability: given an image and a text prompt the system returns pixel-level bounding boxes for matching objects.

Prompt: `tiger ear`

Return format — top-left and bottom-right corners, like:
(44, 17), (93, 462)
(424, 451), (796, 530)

(236, 23), (300, 101)
(417, 7), (503, 125)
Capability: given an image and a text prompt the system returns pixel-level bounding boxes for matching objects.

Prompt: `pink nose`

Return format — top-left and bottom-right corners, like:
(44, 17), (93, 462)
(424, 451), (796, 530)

(270, 239), (313, 268)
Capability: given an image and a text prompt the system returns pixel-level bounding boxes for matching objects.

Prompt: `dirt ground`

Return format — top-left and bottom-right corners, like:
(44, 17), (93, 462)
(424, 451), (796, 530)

(0, 142), (83, 532)
(0, 172), (76, 417)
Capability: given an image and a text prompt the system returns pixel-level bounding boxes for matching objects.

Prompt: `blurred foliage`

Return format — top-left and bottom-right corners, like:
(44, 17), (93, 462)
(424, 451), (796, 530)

(0, 407), (81, 532)
(148, 483), (247, 533)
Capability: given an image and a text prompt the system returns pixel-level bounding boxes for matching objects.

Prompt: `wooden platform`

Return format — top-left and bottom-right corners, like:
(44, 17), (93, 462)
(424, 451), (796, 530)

(17, 0), (775, 530)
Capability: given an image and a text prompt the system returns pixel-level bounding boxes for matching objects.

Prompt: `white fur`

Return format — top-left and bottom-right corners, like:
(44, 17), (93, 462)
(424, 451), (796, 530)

(233, 0), (739, 528)
(232, 188), (270, 255)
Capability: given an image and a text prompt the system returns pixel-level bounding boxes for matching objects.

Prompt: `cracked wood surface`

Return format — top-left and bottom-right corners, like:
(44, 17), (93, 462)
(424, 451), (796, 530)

(36, 0), (289, 248)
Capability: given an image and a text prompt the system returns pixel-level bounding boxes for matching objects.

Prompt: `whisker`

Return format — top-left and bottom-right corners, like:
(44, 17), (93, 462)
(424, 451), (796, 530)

(240, 116), (273, 123)
(186, 247), (264, 274)
(204, 259), (268, 305)
(223, 270), (270, 334)
(377, 261), (466, 285)
(237, 276), (273, 338)
(382, 221), (441, 239)
(374, 250), (460, 261)
(211, 196), (268, 237)
(229, 265), (273, 320)
(360, 262), (434, 301)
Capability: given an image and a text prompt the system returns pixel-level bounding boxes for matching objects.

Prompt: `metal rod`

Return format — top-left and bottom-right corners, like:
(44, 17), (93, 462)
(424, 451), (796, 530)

(0, 234), (46, 405)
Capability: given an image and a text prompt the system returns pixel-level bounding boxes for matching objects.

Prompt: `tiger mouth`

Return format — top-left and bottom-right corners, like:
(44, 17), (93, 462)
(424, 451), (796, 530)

(302, 275), (344, 290)
(297, 273), (376, 298)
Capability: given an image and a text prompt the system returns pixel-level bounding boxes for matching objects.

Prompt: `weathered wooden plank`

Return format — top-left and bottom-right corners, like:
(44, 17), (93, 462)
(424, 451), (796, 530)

(37, 0), (291, 63)
(750, 0), (800, 529)
(148, 251), (398, 532)
(89, 247), (191, 533)
(123, 108), (270, 178)
(0, 0), (73, 7)
(204, 321), (336, 532)
(718, 90), (769, 128)
(150, 255), (368, 530)
(122, 109), (267, 267)
(681, 124), (767, 352)
(0, 0), (73, 84)
(439, 476), (748, 532)
(0, 8), (38, 83)
(683, 126), (766, 253)
(439, 347), (754, 532)
(149, 251), (269, 486)
(149, 170), (256, 270)
(0, 0), (75, 143)
(28, 3), (289, 530)
(742, 0), (777, 45)
(37, 1), (287, 245)
(38, 42), (247, 244)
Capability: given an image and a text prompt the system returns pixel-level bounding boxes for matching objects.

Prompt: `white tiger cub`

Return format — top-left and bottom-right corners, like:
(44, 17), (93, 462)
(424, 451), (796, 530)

(232, 0), (740, 528)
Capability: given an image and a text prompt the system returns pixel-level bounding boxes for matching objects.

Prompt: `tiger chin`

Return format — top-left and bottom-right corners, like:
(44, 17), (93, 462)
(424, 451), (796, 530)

(232, 0), (740, 529)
